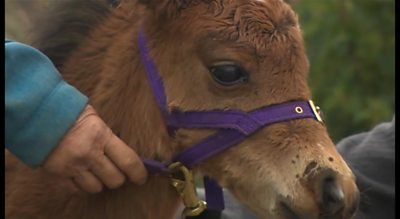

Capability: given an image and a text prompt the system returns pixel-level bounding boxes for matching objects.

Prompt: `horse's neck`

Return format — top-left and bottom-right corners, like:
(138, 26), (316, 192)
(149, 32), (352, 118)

(61, 5), (173, 159)
(78, 177), (181, 219)
(59, 14), (180, 219)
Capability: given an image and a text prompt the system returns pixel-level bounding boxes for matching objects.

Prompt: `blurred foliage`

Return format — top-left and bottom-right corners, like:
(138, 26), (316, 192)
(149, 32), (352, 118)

(6, 0), (395, 142)
(288, 0), (395, 142)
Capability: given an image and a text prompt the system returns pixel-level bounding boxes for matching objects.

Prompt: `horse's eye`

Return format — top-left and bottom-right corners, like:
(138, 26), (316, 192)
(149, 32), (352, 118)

(209, 65), (249, 86)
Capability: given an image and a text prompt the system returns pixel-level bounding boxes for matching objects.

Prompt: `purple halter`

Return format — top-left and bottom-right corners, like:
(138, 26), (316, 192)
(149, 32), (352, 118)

(137, 28), (324, 216)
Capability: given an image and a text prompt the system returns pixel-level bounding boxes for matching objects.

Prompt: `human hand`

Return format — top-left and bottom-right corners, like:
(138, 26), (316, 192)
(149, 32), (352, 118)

(42, 105), (148, 193)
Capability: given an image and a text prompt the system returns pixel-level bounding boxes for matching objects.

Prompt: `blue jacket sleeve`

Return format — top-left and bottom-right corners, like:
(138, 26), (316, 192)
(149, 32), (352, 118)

(5, 40), (88, 167)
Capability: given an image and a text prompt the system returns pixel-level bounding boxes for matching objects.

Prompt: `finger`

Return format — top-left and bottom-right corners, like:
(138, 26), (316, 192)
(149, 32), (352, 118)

(90, 155), (126, 189)
(73, 170), (103, 194)
(104, 135), (148, 185)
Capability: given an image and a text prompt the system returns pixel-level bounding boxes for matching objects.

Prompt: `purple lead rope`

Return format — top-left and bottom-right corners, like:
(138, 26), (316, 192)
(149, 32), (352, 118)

(137, 27), (322, 216)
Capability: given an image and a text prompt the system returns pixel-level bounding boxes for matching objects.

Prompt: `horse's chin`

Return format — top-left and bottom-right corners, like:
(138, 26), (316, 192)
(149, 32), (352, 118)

(251, 204), (307, 219)
(273, 202), (315, 219)
(233, 191), (314, 219)
(229, 189), (279, 219)
(278, 202), (303, 219)
(245, 203), (294, 219)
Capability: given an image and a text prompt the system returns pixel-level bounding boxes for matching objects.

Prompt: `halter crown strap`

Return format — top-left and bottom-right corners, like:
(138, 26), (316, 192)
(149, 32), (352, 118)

(137, 29), (171, 121)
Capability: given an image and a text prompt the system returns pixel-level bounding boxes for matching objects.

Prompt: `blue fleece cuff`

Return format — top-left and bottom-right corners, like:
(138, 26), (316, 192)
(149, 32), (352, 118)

(6, 81), (88, 167)
(5, 40), (88, 166)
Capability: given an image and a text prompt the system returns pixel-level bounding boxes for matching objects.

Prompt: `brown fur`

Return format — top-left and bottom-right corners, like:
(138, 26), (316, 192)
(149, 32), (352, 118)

(6, 0), (359, 218)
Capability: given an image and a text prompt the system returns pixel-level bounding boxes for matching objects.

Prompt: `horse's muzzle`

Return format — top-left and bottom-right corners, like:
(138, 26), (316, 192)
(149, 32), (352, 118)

(279, 167), (359, 219)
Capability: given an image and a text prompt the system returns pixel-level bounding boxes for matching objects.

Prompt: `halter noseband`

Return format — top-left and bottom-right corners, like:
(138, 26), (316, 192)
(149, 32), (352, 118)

(137, 28), (324, 218)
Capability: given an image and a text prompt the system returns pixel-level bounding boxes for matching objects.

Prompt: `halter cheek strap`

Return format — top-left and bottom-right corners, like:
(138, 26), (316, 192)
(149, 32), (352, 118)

(137, 27), (324, 218)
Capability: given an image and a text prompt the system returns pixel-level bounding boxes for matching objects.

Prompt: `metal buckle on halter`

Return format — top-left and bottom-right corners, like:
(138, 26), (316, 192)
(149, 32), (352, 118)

(308, 100), (324, 123)
(168, 162), (207, 217)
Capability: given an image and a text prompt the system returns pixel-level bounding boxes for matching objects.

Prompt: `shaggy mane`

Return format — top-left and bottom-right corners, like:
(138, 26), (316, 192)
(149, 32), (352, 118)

(31, 0), (116, 69)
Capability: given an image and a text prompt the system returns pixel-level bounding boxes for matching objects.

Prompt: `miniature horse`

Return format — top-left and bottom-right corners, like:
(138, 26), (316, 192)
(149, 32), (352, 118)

(5, 0), (359, 218)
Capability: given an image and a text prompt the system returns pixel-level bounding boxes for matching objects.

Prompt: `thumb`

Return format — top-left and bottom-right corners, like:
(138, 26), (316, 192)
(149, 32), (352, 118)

(104, 134), (148, 184)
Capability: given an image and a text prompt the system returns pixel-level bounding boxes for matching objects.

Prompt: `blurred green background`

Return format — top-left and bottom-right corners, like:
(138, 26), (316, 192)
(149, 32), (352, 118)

(289, 0), (395, 142)
(5, 0), (395, 143)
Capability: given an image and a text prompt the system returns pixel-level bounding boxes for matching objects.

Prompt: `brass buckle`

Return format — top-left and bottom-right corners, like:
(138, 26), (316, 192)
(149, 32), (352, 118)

(308, 100), (324, 123)
(168, 162), (207, 217)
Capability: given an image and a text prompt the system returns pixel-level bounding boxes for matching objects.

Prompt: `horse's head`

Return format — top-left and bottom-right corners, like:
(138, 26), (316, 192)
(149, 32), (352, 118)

(132, 0), (359, 218)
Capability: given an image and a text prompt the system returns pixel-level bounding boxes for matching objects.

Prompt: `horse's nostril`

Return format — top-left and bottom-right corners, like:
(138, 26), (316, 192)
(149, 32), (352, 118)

(321, 177), (345, 214)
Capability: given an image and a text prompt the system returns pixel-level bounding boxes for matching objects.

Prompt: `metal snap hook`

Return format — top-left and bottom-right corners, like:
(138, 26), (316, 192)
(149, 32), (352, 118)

(168, 162), (207, 217)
